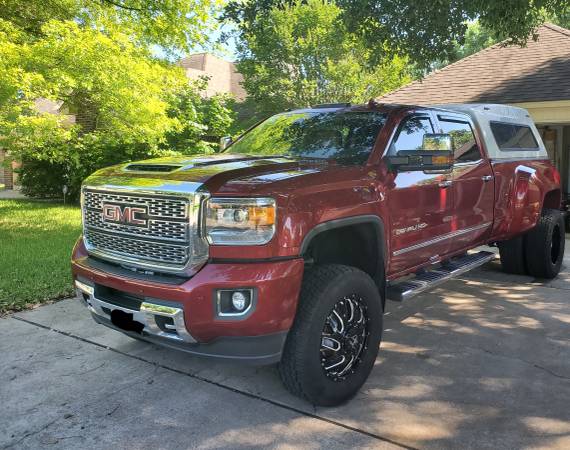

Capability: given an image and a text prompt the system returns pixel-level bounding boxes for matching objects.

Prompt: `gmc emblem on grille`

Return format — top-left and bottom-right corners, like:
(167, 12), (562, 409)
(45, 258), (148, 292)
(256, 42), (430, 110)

(101, 203), (148, 227)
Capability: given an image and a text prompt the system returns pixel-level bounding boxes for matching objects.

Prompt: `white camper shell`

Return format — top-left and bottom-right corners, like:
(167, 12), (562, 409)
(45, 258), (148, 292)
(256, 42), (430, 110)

(434, 104), (549, 161)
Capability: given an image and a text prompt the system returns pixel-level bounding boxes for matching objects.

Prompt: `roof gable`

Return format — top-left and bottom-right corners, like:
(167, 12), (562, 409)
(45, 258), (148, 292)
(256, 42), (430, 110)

(379, 23), (570, 105)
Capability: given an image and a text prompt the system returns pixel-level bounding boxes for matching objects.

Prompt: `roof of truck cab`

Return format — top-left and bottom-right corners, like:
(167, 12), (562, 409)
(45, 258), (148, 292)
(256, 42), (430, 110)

(286, 103), (419, 115)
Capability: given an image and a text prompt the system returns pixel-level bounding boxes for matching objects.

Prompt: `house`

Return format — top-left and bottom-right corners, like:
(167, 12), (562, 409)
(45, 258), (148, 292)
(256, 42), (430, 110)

(0, 150), (16, 190)
(179, 53), (246, 101)
(379, 22), (570, 201)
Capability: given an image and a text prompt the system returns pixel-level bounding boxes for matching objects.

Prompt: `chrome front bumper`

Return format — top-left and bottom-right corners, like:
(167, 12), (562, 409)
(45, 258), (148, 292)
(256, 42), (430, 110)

(75, 279), (196, 343)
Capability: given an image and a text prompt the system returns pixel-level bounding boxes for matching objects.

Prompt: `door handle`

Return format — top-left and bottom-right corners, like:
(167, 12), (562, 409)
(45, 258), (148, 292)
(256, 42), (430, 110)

(481, 175), (492, 182)
(438, 180), (453, 188)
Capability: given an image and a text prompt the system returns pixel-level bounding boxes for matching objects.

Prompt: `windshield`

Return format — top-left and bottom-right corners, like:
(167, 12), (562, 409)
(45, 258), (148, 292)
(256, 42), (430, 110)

(227, 111), (387, 165)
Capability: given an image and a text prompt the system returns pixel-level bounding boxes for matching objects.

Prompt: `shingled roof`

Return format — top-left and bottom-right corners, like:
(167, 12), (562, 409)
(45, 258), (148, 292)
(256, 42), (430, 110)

(379, 23), (570, 105)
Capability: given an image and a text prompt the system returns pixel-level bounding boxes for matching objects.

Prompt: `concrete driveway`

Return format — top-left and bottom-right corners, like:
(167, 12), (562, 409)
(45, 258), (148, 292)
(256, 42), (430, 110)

(2, 244), (569, 449)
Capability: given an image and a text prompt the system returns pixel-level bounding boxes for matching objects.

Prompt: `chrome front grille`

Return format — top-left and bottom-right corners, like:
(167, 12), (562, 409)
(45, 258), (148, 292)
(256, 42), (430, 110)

(82, 189), (194, 271)
(84, 190), (188, 218)
(84, 229), (188, 264)
(83, 209), (187, 242)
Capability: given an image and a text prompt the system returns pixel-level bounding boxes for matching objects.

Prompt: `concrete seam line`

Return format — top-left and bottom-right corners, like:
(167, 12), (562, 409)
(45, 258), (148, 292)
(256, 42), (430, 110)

(12, 315), (417, 450)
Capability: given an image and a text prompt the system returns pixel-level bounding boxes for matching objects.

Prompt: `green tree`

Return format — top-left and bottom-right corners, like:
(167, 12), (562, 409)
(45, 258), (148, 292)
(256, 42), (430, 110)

(165, 78), (236, 153)
(430, 21), (499, 71)
(0, 0), (219, 53)
(225, 0), (570, 69)
(546, 10), (570, 29)
(235, 0), (412, 117)
(0, 2), (235, 200)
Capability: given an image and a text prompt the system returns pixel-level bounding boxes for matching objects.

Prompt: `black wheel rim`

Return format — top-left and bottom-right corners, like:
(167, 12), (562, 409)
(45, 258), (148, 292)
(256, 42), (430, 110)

(551, 224), (561, 264)
(320, 294), (369, 381)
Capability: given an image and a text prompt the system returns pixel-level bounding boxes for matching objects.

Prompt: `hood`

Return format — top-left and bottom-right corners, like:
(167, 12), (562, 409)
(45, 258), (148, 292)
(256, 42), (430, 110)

(83, 154), (333, 195)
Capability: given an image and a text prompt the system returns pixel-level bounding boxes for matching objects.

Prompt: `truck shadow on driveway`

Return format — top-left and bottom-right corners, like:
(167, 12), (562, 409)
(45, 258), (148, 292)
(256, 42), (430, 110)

(3, 253), (570, 449)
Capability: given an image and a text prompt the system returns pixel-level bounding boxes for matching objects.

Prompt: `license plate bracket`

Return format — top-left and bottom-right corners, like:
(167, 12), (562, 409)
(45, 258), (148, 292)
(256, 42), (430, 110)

(110, 309), (144, 334)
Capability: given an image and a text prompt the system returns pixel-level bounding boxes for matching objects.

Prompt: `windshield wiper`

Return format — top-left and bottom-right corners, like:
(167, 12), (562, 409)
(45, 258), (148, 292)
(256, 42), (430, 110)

(270, 154), (330, 161)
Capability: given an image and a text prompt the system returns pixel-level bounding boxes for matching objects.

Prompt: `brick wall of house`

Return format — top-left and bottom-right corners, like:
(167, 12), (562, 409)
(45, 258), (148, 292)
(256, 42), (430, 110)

(180, 53), (246, 101)
(0, 150), (14, 189)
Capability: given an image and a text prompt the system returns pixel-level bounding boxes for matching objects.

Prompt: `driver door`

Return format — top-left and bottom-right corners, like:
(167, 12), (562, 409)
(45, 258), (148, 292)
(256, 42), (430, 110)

(386, 113), (454, 275)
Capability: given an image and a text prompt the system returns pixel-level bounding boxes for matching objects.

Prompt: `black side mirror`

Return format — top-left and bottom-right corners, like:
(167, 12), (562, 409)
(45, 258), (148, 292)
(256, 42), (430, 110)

(387, 133), (454, 172)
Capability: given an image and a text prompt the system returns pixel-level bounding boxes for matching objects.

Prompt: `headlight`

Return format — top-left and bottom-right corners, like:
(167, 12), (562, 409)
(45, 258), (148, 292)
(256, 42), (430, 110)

(205, 198), (276, 245)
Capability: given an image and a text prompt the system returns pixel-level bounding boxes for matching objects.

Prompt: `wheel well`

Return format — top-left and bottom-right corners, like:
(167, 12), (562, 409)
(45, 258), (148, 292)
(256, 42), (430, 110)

(302, 222), (384, 290)
(543, 189), (562, 210)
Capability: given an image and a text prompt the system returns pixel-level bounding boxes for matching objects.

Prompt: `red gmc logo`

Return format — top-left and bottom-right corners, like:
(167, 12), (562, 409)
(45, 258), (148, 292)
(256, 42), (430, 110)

(101, 203), (148, 227)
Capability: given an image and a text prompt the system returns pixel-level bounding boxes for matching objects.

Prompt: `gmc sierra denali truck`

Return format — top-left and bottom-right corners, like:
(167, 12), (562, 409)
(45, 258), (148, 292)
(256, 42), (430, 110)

(72, 102), (566, 406)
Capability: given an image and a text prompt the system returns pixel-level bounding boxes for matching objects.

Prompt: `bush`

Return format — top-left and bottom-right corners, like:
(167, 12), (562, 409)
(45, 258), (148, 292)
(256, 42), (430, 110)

(18, 138), (167, 202)
(16, 123), (235, 202)
(18, 159), (68, 199)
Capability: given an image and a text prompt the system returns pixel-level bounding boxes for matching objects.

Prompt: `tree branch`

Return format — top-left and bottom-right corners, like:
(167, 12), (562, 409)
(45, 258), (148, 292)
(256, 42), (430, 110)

(101, 0), (144, 12)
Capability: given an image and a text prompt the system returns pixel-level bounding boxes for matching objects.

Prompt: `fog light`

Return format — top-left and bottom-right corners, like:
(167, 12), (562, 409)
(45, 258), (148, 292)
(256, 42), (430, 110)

(232, 291), (248, 311)
(216, 289), (254, 317)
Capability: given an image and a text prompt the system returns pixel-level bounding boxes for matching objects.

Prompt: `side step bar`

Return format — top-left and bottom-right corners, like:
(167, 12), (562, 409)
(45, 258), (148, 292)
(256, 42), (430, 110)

(387, 251), (496, 302)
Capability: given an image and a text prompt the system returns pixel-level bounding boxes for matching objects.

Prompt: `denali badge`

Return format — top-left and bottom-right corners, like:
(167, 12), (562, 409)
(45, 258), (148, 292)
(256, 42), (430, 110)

(101, 203), (148, 227)
(394, 222), (428, 236)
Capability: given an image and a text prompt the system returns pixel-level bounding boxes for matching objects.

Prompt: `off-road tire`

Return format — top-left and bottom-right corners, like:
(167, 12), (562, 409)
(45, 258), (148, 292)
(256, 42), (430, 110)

(278, 264), (383, 406)
(525, 209), (565, 279)
(498, 235), (528, 275)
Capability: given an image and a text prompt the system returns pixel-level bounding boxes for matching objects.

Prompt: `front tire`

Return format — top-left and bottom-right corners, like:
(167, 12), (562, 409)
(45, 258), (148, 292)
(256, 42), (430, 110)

(279, 264), (383, 406)
(525, 209), (565, 279)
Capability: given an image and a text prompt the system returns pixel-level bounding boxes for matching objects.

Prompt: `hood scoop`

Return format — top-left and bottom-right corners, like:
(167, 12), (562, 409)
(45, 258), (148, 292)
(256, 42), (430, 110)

(124, 164), (182, 173)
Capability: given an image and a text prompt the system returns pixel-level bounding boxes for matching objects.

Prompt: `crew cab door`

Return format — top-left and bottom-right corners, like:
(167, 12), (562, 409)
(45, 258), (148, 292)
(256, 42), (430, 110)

(435, 113), (494, 250)
(386, 113), (454, 274)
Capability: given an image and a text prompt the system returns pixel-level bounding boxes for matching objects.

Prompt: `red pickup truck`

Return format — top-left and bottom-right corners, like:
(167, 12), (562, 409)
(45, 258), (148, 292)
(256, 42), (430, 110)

(72, 102), (565, 406)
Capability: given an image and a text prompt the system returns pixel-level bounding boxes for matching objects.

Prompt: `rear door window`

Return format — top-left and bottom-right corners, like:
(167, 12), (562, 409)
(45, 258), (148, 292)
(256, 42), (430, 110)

(438, 118), (481, 162)
(490, 122), (539, 150)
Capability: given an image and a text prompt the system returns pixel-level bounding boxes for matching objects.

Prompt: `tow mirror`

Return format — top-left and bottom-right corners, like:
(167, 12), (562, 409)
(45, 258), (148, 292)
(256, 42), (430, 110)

(219, 136), (233, 151)
(387, 133), (454, 172)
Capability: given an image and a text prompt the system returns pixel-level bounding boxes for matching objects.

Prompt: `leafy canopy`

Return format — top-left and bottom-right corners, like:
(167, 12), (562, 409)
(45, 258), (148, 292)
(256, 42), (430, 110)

(225, 0), (570, 69)
(0, 0), (234, 200)
(1, 20), (185, 154)
(0, 0), (219, 52)
(235, 0), (412, 116)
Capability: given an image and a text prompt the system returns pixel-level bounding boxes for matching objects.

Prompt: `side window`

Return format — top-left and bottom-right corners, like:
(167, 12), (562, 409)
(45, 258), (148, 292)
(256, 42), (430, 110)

(439, 118), (481, 162)
(490, 122), (539, 150)
(389, 116), (433, 154)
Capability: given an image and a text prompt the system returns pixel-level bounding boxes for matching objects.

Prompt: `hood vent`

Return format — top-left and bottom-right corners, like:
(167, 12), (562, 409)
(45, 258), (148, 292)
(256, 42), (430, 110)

(125, 164), (182, 173)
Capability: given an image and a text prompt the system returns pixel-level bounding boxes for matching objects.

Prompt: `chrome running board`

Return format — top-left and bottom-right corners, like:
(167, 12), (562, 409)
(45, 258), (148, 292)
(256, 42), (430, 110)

(387, 251), (496, 302)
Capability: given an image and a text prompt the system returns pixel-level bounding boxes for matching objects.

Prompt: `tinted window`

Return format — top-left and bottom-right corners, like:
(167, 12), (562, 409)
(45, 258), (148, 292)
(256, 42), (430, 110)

(490, 122), (539, 150)
(389, 116), (433, 154)
(228, 111), (387, 165)
(439, 118), (480, 162)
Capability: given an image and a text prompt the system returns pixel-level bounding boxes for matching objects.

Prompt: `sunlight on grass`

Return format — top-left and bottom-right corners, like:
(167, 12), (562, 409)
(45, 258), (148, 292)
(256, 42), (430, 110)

(0, 199), (82, 313)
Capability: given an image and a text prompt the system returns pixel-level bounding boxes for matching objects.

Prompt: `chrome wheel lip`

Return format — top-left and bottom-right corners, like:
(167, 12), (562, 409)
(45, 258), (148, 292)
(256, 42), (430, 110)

(320, 294), (369, 382)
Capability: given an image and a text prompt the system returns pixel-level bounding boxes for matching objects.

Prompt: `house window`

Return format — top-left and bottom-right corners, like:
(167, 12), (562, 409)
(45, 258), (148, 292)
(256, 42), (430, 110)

(490, 122), (539, 150)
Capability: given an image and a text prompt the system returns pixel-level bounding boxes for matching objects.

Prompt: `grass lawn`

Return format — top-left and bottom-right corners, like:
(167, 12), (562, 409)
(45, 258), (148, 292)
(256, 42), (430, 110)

(0, 199), (82, 314)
